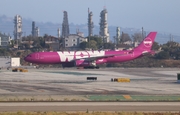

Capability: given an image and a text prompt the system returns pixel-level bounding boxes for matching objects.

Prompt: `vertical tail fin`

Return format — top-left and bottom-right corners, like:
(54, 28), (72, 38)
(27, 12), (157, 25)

(134, 32), (157, 51)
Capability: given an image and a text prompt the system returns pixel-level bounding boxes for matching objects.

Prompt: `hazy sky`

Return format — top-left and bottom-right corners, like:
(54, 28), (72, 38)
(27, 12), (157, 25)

(1, 0), (180, 35)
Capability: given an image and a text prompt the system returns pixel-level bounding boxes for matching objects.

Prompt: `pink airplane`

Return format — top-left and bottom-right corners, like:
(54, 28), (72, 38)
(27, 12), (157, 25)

(24, 32), (157, 68)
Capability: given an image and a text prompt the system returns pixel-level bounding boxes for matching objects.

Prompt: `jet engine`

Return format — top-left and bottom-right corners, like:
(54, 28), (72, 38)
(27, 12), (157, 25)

(62, 59), (103, 69)
(61, 60), (97, 68)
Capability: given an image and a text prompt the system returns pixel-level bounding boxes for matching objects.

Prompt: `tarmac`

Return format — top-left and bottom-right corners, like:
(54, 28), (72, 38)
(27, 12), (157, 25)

(0, 102), (180, 112)
(0, 67), (180, 101)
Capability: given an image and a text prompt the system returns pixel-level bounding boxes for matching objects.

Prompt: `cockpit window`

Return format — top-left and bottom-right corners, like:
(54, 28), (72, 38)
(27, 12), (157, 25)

(27, 55), (32, 57)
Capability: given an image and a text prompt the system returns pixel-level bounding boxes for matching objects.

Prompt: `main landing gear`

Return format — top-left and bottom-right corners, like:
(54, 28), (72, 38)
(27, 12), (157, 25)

(84, 66), (100, 69)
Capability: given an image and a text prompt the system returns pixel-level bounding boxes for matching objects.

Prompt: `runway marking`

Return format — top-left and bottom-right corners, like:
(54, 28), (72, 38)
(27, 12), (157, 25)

(123, 95), (132, 99)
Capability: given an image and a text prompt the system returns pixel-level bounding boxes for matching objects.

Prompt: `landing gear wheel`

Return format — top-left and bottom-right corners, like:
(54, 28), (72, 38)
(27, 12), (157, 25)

(95, 66), (100, 69)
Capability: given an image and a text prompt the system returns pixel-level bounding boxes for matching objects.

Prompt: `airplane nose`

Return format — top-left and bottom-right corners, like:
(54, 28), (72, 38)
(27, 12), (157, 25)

(24, 56), (29, 62)
(24, 56), (27, 61)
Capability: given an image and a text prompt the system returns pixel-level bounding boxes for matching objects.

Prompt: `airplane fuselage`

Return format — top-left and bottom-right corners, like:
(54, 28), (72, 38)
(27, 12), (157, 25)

(24, 50), (142, 65)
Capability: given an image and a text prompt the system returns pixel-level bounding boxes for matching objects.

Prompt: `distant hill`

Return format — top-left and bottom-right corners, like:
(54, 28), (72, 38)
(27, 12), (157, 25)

(0, 15), (179, 44)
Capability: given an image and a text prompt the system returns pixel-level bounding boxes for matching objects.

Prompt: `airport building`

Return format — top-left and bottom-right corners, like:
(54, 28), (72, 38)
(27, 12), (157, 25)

(0, 32), (11, 48)
(64, 34), (87, 50)
(0, 57), (20, 69)
(0, 56), (11, 69)
(45, 36), (60, 51)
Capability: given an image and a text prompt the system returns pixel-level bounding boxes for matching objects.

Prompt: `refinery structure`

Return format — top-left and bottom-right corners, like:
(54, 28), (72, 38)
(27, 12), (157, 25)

(13, 15), (23, 40)
(57, 28), (61, 38)
(61, 11), (70, 38)
(88, 8), (94, 37)
(12, 8), (111, 42)
(61, 11), (87, 50)
(7, 7), (114, 50)
(116, 27), (121, 44)
(99, 8), (110, 43)
(61, 8), (111, 50)
(88, 8), (110, 43)
(31, 21), (39, 37)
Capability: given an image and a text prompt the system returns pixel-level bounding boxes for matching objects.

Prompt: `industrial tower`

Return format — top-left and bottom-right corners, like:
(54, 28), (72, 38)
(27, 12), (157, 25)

(35, 27), (39, 37)
(88, 8), (94, 37)
(57, 28), (61, 38)
(116, 27), (120, 44)
(99, 8), (110, 43)
(62, 11), (69, 38)
(32, 21), (39, 37)
(13, 15), (22, 40)
(32, 21), (36, 37)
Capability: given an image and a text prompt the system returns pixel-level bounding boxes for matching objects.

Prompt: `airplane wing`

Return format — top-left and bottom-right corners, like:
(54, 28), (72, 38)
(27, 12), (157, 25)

(142, 50), (155, 56)
(142, 51), (149, 55)
(71, 53), (128, 62)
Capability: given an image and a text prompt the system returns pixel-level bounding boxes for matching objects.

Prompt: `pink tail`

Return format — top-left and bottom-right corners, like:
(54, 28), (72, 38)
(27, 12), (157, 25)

(134, 32), (157, 51)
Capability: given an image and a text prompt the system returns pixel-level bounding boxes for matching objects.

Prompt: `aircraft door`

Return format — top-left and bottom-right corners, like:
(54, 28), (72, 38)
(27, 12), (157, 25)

(131, 52), (134, 57)
(128, 51), (134, 57)
(35, 53), (39, 59)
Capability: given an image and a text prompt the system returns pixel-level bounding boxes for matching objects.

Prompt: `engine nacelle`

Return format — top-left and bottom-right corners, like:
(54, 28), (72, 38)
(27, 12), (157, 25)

(62, 62), (75, 67)
(62, 59), (107, 68)
(75, 59), (107, 67)
(96, 58), (107, 64)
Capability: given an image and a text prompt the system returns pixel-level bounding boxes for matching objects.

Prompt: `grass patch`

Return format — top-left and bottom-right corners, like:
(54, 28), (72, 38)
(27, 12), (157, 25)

(88, 95), (125, 101)
(88, 95), (180, 101)
(131, 95), (180, 101)
(1, 95), (180, 102)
